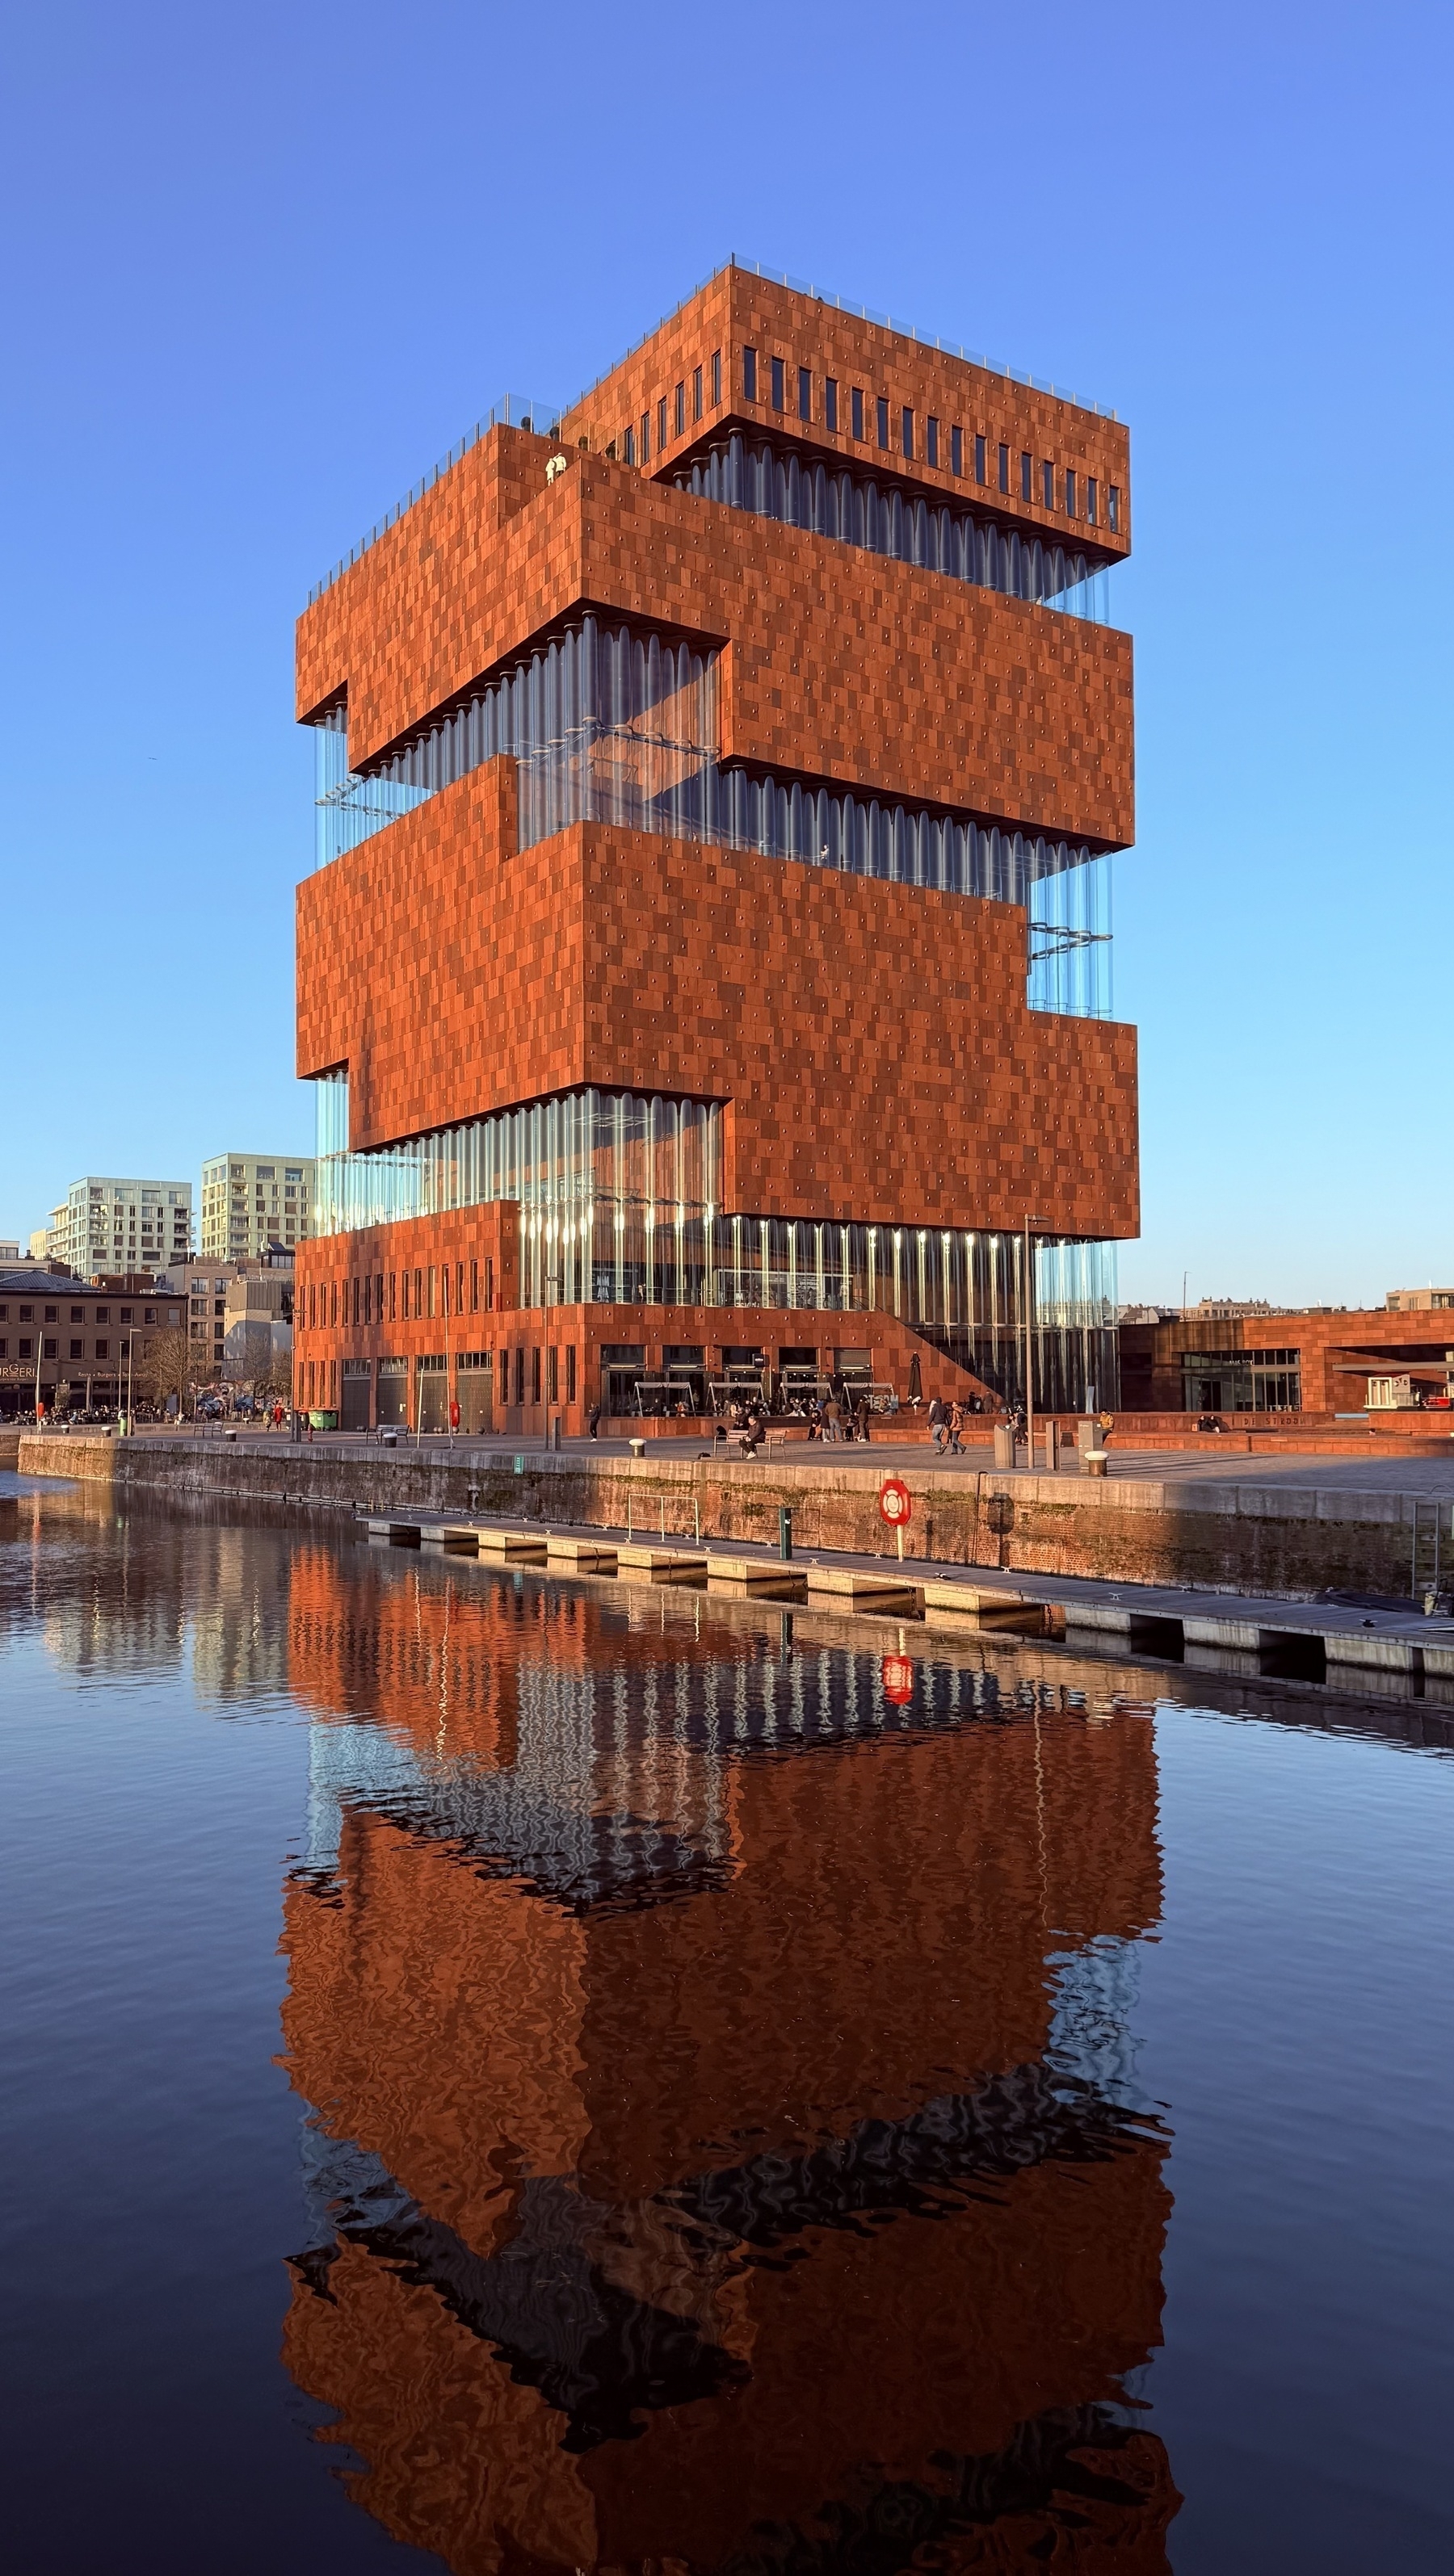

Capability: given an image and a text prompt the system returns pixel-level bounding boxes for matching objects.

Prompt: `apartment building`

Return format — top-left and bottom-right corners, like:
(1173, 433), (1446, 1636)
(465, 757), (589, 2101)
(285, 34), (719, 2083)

(48, 1177), (193, 1280)
(200, 1154), (313, 1261)
(160, 1255), (291, 1374)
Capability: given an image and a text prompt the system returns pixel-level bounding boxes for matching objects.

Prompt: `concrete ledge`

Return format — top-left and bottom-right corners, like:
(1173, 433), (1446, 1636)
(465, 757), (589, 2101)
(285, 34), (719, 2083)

(616, 1546), (708, 1583)
(704, 1554), (805, 1589)
(1324, 1634), (1422, 1673)
(805, 1568), (918, 1606)
(1182, 1614), (1284, 1652)
(15, 1433), (1452, 1606)
(545, 1536), (618, 1567)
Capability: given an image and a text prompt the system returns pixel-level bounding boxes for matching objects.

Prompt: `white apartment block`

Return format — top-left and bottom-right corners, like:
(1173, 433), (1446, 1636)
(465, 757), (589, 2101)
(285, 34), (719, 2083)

(53, 1178), (193, 1279)
(200, 1154), (313, 1261)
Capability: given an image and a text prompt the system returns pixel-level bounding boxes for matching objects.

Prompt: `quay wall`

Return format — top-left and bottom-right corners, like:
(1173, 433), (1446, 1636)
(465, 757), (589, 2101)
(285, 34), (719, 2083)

(15, 1433), (1441, 1601)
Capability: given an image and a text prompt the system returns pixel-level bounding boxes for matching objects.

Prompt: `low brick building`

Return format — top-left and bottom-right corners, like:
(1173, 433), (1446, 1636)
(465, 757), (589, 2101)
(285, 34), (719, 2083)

(0, 1265), (185, 1416)
(1119, 1307), (1454, 1416)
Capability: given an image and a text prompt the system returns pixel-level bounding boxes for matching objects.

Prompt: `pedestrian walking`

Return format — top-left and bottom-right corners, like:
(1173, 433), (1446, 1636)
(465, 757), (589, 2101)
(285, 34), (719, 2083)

(948, 1399), (964, 1456)
(928, 1394), (946, 1453)
(588, 1403), (601, 1439)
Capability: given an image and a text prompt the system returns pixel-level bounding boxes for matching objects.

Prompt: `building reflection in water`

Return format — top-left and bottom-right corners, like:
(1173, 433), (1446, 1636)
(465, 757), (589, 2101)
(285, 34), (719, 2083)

(280, 1542), (1179, 2571)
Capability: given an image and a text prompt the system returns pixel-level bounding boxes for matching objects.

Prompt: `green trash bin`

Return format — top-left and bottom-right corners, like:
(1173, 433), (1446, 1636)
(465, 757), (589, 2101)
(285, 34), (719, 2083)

(309, 1409), (338, 1431)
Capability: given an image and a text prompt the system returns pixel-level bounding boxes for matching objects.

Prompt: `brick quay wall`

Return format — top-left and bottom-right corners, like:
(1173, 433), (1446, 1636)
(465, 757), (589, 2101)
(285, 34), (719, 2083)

(15, 1434), (1441, 1603)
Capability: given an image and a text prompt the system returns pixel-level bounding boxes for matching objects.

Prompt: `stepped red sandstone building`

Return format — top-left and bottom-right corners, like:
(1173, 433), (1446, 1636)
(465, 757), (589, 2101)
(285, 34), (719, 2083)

(293, 263), (1137, 1436)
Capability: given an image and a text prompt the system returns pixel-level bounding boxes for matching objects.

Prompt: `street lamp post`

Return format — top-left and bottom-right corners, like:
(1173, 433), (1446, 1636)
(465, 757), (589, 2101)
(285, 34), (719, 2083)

(120, 1325), (139, 1435)
(1023, 1214), (1043, 1472)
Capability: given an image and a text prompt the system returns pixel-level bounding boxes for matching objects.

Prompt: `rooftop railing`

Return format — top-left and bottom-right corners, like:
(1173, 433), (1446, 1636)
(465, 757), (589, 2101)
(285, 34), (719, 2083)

(305, 256), (1117, 605)
(306, 392), (564, 604)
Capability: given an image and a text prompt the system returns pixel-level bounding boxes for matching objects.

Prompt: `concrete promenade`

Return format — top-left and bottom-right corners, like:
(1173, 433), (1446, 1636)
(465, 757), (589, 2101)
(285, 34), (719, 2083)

(38, 1418), (1454, 1493)
(15, 1423), (1454, 1610)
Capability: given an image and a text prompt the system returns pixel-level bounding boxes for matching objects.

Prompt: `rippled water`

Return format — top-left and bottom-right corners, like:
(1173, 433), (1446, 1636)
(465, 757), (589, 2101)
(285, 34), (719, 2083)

(2, 1477), (1451, 2574)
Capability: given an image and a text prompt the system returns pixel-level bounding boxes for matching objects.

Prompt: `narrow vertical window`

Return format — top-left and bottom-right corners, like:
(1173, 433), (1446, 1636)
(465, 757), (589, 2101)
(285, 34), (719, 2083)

(1108, 484), (1120, 532)
(770, 355), (785, 411)
(389, 1273), (396, 1320)
(624, 425), (636, 465)
(876, 395), (889, 448)
(1020, 452), (1032, 502)
(825, 376), (838, 430)
(927, 416), (939, 468)
(674, 381), (684, 435)
(470, 1259), (478, 1311)
(566, 1345), (577, 1402)
(514, 1347), (523, 1403)
(901, 405), (914, 459)
(532, 1347), (542, 1403)
(640, 412), (650, 462)
(998, 440), (1009, 493)
(951, 423), (962, 476)
(851, 386), (864, 439)
(798, 364), (811, 422)
(711, 348), (721, 405)
(548, 1346), (559, 1403)
(1041, 459), (1054, 509)
(1086, 476), (1098, 526)
(975, 432), (986, 484)
(743, 346), (757, 399)
(657, 396), (666, 451)
(486, 1257), (494, 1310)
(1065, 468), (1077, 518)
(693, 364), (703, 420)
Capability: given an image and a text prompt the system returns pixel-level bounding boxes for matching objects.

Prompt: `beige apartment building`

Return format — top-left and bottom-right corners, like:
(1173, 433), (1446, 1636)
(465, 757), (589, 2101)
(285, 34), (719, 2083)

(161, 1257), (289, 1374)
(48, 1178), (193, 1279)
(200, 1154), (313, 1261)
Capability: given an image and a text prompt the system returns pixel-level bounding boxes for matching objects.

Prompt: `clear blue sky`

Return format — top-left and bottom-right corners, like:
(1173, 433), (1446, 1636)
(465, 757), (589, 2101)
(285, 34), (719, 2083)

(3, 1), (1448, 1305)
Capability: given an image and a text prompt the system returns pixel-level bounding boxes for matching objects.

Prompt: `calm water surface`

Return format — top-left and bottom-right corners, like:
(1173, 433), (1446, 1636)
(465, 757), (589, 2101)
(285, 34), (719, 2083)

(1, 1477), (1450, 2574)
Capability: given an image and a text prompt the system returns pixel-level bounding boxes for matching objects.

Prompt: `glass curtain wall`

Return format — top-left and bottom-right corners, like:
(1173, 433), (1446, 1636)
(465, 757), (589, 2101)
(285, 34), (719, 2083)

(673, 430), (1115, 624)
(314, 617), (1112, 1015)
(313, 1081), (1117, 1407)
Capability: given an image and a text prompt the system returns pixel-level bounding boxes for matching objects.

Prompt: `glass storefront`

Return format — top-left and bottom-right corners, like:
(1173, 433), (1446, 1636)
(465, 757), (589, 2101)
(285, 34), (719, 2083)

(312, 1082), (1118, 1409)
(1180, 1348), (1302, 1413)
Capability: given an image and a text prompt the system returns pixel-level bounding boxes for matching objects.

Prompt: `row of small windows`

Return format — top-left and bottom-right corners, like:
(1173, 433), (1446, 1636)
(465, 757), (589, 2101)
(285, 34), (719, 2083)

(0, 1303), (155, 1324)
(742, 346), (1119, 533)
(620, 350), (724, 468)
(303, 1262), (501, 1328)
(0, 1337), (124, 1361)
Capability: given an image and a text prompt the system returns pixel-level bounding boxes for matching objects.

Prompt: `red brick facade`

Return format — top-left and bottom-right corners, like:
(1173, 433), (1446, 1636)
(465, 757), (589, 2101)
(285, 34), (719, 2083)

(294, 266), (1137, 1432)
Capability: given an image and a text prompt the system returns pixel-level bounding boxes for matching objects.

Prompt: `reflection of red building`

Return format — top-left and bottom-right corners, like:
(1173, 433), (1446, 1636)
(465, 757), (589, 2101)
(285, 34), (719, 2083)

(293, 262), (1137, 1437)
(281, 1553), (1178, 2568)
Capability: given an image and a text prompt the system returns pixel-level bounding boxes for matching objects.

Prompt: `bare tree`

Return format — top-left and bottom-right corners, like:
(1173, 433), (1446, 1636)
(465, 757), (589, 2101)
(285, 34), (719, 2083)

(132, 1328), (219, 1416)
(250, 1349), (294, 1408)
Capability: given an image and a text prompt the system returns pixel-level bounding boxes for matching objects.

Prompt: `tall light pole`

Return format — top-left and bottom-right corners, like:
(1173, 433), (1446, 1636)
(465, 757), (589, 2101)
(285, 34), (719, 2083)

(120, 1324), (139, 1434)
(1023, 1213), (1043, 1471)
